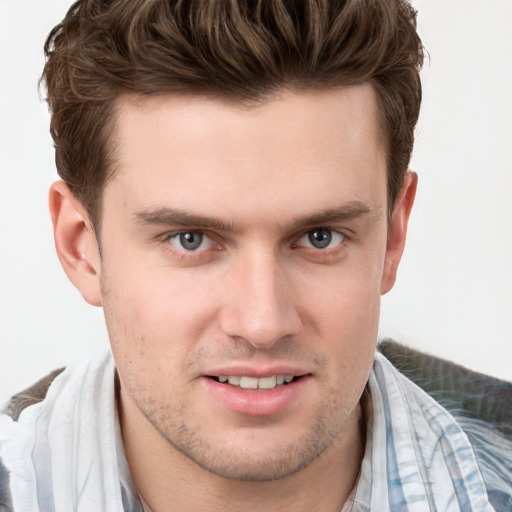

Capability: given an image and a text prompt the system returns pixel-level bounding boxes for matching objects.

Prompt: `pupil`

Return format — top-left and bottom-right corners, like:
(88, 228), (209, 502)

(180, 232), (202, 250)
(308, 230), (331, 249)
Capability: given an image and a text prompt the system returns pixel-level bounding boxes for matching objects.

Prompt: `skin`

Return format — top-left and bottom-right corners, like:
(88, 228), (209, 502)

(50, 84), (416, 512)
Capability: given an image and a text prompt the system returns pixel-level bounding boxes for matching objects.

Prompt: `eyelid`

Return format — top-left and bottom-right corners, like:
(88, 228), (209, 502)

(171, 232), (212, 252)
(293, 227), (347, 247)
(156, 227), (349, 256)
(160, 229), (223, 253)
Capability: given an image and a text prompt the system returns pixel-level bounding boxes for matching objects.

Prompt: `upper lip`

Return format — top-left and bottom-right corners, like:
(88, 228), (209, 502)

(204, 364), (311, 378)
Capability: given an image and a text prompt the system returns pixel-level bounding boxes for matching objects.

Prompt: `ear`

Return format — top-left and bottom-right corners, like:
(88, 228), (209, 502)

(49, 180), (103, 306)
(380, 171), (417, 295)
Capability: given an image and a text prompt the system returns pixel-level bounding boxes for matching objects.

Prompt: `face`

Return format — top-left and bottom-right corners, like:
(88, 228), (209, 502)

(90, 85), (401, 481)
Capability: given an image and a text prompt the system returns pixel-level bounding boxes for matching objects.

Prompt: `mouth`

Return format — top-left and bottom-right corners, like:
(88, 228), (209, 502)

(204, 372), (311, 416)
(209, 374), (300, 390)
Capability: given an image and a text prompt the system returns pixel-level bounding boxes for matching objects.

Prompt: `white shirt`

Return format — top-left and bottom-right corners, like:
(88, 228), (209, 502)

(0, 349), (502, 511)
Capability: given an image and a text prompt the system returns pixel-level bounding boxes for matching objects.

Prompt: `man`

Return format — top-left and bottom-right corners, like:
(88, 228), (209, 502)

(0, 0), (510, 511)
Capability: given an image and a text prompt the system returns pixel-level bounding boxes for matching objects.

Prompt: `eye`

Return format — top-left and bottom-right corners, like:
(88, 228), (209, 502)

(296, 229), (345, 250)
(168, 232), (215, 252)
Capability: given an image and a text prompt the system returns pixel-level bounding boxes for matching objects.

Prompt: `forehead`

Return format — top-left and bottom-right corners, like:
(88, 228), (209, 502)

(105, 85), (387, 226)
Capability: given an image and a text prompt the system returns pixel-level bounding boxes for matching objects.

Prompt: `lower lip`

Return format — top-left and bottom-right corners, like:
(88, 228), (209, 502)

(203, 376), (310, 416)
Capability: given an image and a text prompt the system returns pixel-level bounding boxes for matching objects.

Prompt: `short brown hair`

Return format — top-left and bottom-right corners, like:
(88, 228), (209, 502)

(42, 0), (424, 228)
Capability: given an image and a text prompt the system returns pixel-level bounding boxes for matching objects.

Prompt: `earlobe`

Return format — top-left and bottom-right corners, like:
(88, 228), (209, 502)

(380, 171), (417, 295)
(49, 180), (103, 306)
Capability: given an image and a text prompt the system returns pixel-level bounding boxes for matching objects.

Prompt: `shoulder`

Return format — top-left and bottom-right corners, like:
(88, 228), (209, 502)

(0, 350), (121, 510)
(377, 339), (512, 436)
(0, 368), (65, 511)
(2, 367), (65, 421)
(377, 339), (512, 511)
(0, 457), (13, 512)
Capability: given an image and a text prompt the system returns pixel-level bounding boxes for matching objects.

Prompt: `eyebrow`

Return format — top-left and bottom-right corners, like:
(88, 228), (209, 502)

(133, 200), (373, 233)
(291, 201), (373, 229)
(134, 207), (238, 232)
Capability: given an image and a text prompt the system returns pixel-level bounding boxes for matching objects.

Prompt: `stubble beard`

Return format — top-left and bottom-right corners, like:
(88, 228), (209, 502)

(127, 381), (354, 483)
(102, 280), (363, 483)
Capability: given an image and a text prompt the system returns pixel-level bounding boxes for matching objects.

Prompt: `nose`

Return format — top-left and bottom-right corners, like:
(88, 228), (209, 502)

(219, 250), (302, 349)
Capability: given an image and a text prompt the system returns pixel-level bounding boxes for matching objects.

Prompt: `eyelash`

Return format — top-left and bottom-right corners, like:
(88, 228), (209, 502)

(292, 228), (347, 251)
(160, 230), (222, 259)
(160, 227), (349, 257)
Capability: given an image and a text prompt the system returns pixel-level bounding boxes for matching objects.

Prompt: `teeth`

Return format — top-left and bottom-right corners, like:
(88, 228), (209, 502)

(218, 375), (295, 389)
(258, 376), (277, 389)
(240, 376), (258, 389)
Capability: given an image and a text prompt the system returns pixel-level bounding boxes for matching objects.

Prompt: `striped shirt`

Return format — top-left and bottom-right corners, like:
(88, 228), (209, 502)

(343, 353), (504, 511)
(1, 350), (508, 511)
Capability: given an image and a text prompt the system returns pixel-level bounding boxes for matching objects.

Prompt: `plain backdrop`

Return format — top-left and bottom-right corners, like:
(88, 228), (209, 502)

(1, 0), (511, 405)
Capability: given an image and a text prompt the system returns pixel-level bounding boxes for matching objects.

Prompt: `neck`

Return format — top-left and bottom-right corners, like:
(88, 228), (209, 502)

(120, 393), (365, 512)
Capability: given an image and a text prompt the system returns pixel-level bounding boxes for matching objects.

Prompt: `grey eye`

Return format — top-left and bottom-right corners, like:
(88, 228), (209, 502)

(179, 232), (203, 250)
(308, 229), (333, 249)
(296, 229), (344, 250)
(169, 232), (207, 251)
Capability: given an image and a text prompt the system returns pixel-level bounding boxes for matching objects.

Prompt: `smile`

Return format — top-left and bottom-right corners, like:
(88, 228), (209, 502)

(214, 375), (296, 389)
(204, 373), (310, 416)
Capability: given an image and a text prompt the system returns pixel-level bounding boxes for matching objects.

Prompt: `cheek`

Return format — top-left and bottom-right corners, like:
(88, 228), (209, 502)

(102, 279), (191, 404)
(301, 262), (381, 374)
(102, 261), (217, 341)
(304, 256), (382, 327)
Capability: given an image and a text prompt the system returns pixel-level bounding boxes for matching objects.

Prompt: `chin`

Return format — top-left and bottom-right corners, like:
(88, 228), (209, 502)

(158, 411), (342, 482)
(181, 443), (322, 482)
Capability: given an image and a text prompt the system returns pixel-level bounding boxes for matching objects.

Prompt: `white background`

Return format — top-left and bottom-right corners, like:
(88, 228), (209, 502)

(1, 0), (511, 404)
